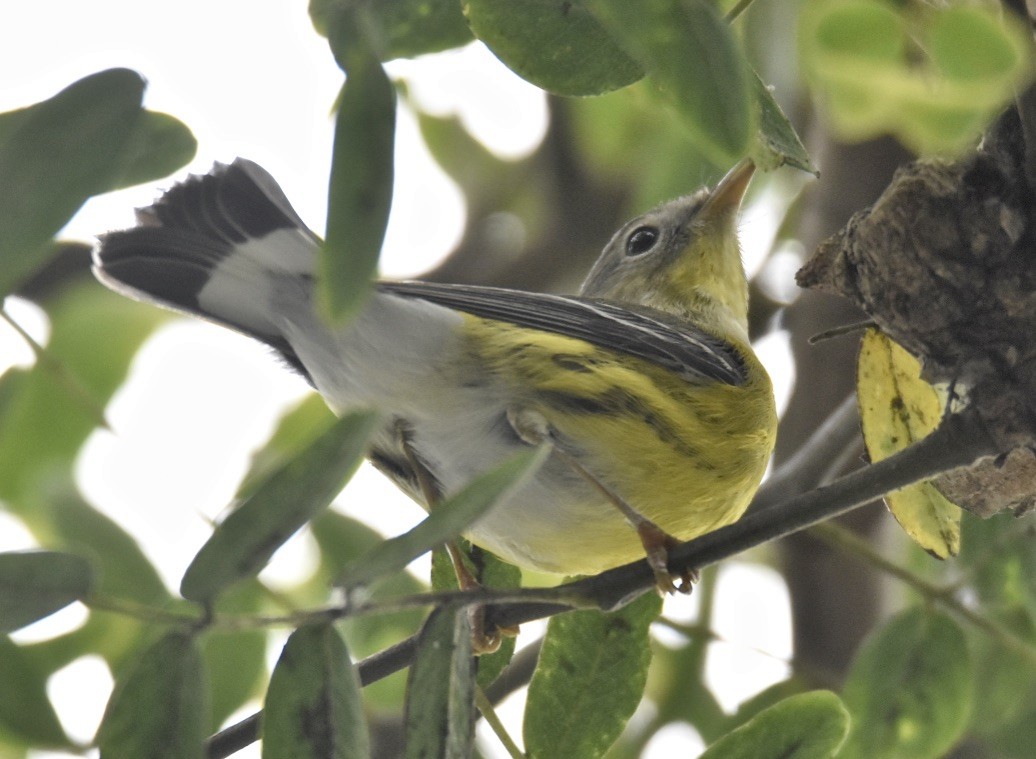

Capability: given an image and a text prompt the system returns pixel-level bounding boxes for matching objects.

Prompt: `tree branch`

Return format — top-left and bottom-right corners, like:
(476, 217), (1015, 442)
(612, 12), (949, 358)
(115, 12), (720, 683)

(206, 408), (999, 758)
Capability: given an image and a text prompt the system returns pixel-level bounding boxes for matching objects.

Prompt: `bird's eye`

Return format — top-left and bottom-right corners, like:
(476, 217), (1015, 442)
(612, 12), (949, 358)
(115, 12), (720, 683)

(625, 226), (659, 257)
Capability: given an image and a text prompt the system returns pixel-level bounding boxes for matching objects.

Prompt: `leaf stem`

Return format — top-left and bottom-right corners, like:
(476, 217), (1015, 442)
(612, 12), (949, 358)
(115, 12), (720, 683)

(86, 594), (200, 627)
(810, 521), (1036, 667)
(476, 686), (527, 759)
(725, 0), (756, 23)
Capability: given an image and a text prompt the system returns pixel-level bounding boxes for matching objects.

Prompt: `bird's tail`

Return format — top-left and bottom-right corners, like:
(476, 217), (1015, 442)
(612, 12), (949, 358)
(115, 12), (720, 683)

(93, 158), (319, 374)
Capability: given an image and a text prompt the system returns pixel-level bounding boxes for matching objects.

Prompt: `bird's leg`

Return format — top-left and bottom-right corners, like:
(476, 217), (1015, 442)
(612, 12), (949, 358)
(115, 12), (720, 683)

(507, 408), (696, 596)
(393, 420), (515, 653)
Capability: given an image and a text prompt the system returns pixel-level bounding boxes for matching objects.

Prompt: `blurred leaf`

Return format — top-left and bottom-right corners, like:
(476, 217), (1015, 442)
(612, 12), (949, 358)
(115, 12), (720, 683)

(588, 0), (753, 165)
(49, 491), (168, 604)
(417, 111), (515, 191)
(97, 630), (208, 759)
(966, 620), (1036, 736)
(0, 105), (30, 144)
(320, 18), (396, 324)
(751, 71), (815, 174)
(312, 511), (423, 711)
(0, 637), (70, 747)
(237, 393), (335, 499)
(336, 445), (549, 590)
(204, 582), (267, 733)
(800, 0), (1033, 154)
(112, 111), (197, 190)
(567, 83), (713, 210)
(314, 511), (397, 582)
(262, 623), (369, 759)
(311, 0), (472, 60)
(727, 677), (812, 729)
(523, 591), (662, 759)
(0, 285), (165, 524)
(839, 608), (972, 759)
(0, 68), (144, 296)
(0, 551), (93, 634)
(960, 514), (1036, 623)
(0, 104), (195, 195)
(984, 699), (1036, 759)
(699, 691), (849, 759)
(857, 329), (960, 558)
(403, 606), (475, 759)
(465, 0), (643, 96)
(180, 410), (381, 603)
(19, 491), (168, 679)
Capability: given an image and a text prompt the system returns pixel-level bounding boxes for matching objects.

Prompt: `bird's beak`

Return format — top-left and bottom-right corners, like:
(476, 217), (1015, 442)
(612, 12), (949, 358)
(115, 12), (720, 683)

(699, 159), (755, 222)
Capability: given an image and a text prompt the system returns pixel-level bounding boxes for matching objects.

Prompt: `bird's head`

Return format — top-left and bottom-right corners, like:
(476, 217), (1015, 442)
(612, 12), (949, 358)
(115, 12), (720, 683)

(581, 159), (755, 342)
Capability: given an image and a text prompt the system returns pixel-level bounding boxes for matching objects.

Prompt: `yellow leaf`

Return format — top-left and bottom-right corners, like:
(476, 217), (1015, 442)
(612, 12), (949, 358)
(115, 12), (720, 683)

(857, 329), (961, 557)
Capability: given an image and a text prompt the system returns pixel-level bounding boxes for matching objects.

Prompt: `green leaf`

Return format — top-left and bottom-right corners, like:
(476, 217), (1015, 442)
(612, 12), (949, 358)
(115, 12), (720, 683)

(431, 544), (520, 689)
(960, 514), (1036, 625)
(312, 0), (473, 60)
(985, 700), (1036, 759)
(320, 19), (396, 324)
(203, 582), (267, 733)
(751, 72), (815, 174)
(566, 83), (714, 210)
(0, 551), (93, 634)
(97, 630), (208, 759)
(112, 111), (197, 190)
(403, 606), (475, 759)
(0, 104), (193, 193)
(312, 511), (424, 711)
(180, 410), (381, 603)
(237, 393), (336, 499)
(839, 608), (972, 759)
(0, 637), (71, 747)
(699, 691), (849, 759)
(800, 0), (1034, 154)
(0, 68), (144, 296)
(966, 621), (1036, 736)
(523, 591), (662, 759)
(588, 0), (753, 165)
(930, 7), (1025, 82)
(49, 491), (169, 604)
(0, 285), (165, 523)
(464, 0), (643, 96)
(473, 549), (521, 688)
(336, 445), (549, 590)
(262, 623), (369, 759)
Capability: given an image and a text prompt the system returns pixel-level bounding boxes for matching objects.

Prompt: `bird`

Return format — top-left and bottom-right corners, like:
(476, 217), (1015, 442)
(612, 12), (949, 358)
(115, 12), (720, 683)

(93, 157), (776, 603)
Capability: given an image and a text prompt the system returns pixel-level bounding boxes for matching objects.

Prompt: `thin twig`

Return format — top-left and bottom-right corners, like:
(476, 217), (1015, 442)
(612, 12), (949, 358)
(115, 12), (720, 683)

(0, 306), (111, 430)
(808, 320), (876, 345)
(206, 409), (999, 758)
(86, 594), (201, 627)
(476, 686), (527, 759)
(725, 0), (756, 23)
(810, 522), (1036, 667)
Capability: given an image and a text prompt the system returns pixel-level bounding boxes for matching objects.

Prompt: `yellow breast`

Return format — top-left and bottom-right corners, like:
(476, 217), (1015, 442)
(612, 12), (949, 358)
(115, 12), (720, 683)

(460, 316), (776, 575)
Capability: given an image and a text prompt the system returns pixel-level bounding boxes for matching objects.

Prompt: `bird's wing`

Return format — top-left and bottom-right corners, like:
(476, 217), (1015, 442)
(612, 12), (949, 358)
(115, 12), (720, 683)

(380, 281), (747, 386)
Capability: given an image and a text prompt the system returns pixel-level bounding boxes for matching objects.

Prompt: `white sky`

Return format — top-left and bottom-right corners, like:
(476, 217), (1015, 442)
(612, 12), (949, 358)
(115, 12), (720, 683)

(0, 2), (794, 756)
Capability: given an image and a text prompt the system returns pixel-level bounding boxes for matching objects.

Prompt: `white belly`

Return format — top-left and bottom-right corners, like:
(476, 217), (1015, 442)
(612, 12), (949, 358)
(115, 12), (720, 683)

(279, 291), (644, 575)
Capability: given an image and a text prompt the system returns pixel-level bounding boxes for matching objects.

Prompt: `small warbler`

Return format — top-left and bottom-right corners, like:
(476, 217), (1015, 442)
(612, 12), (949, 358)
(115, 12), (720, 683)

(94, 159), (776, 595)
